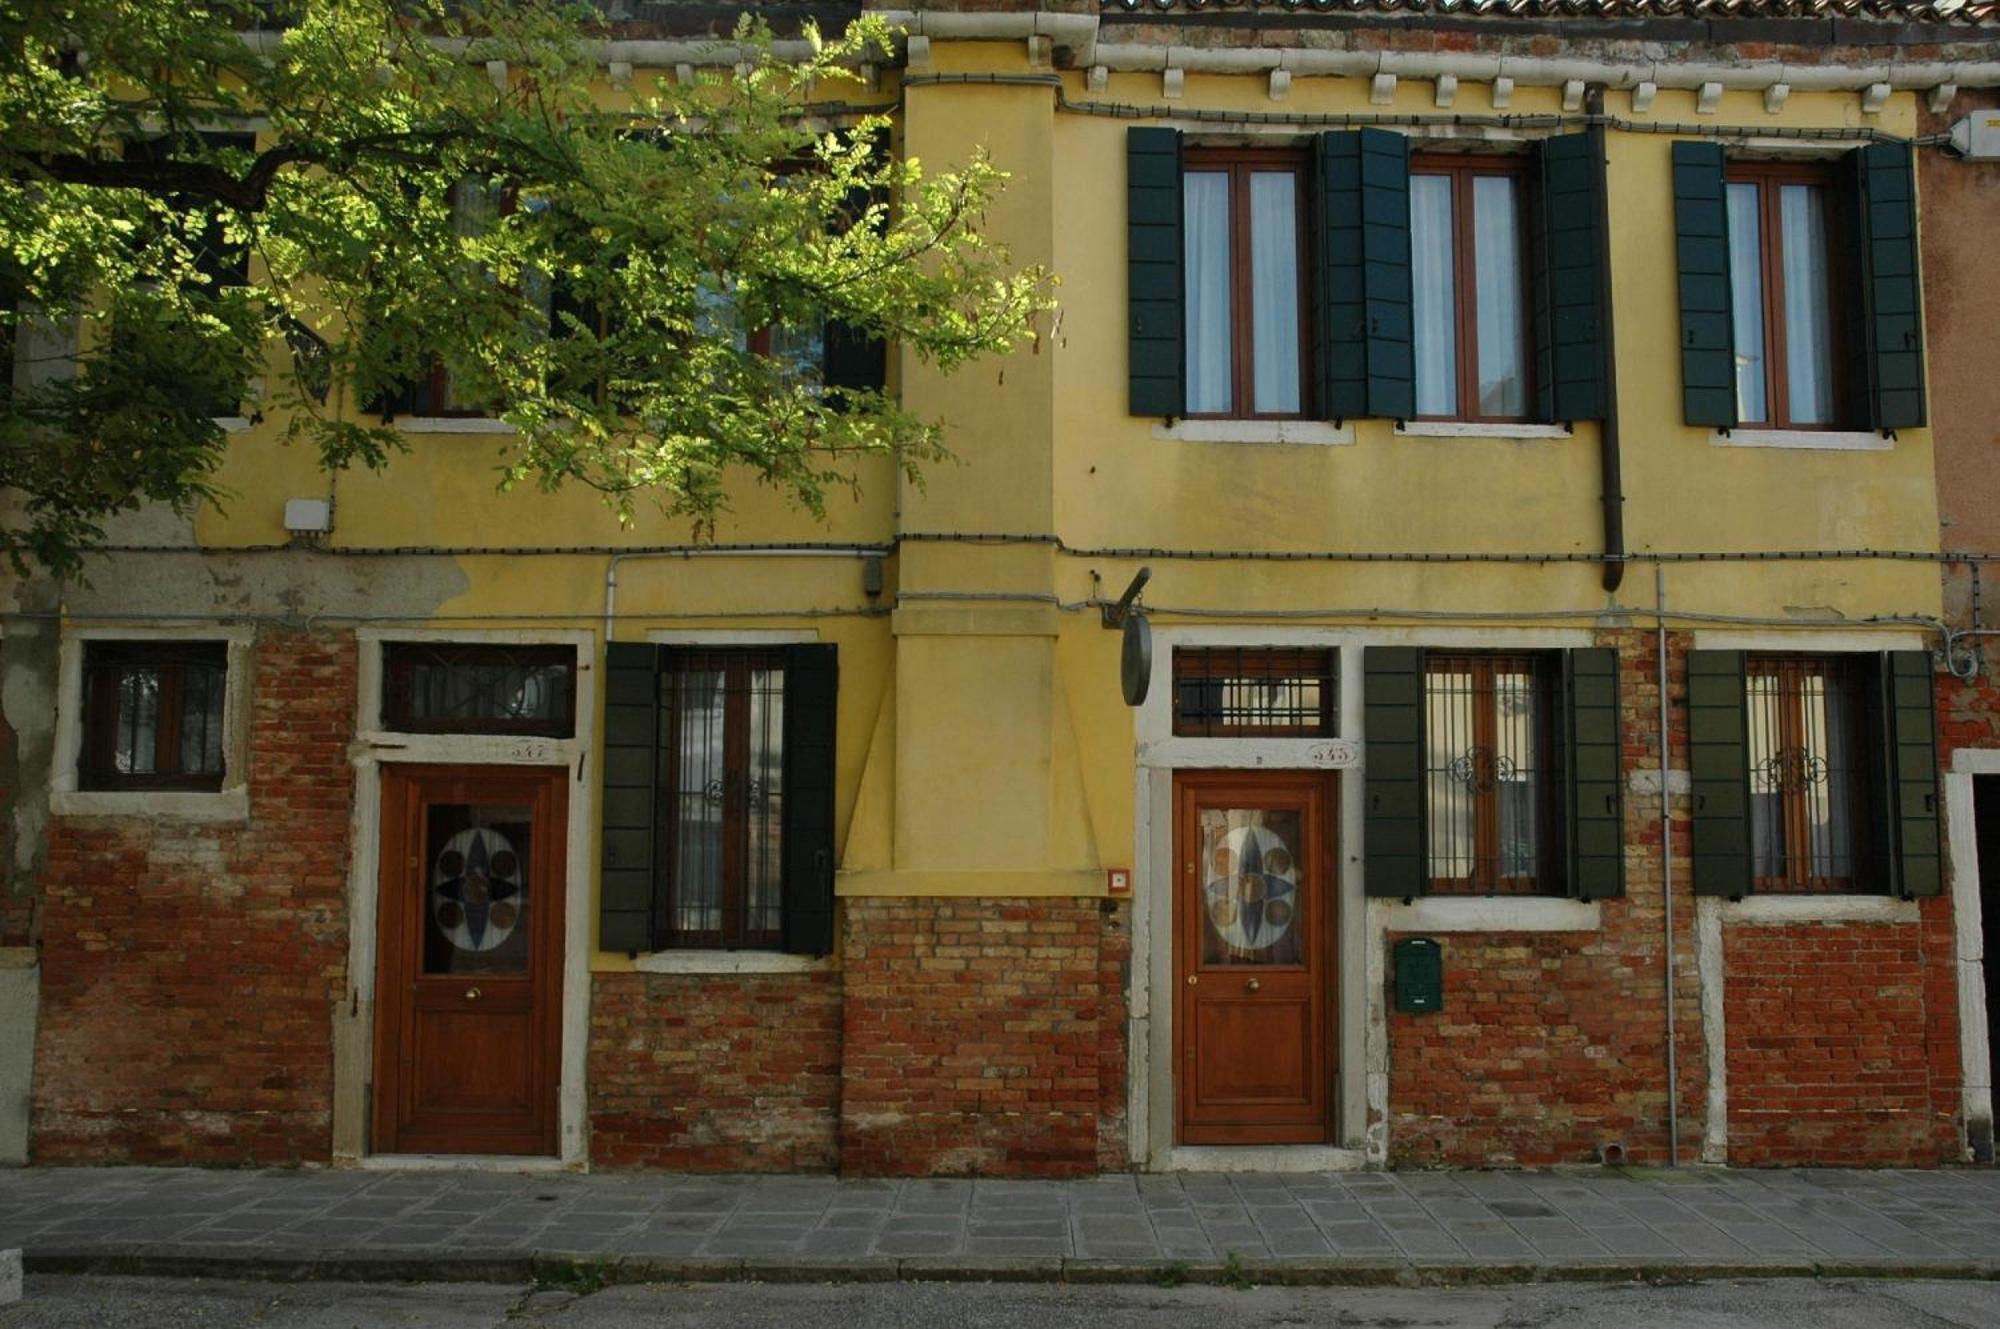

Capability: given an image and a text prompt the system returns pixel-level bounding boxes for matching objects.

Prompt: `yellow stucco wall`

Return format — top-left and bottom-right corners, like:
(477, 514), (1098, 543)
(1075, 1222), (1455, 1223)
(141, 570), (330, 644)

(166, 41), (1944, 960)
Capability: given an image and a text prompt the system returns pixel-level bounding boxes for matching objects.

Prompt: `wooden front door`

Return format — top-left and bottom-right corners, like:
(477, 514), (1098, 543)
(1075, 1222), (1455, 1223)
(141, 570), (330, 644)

(372, 764), (567, 1156)
(1174, 770), (1335, 1145)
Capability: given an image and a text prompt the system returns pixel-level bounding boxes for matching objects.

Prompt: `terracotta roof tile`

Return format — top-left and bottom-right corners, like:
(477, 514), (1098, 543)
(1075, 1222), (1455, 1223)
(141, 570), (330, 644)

(1102, 1), (1998, 23)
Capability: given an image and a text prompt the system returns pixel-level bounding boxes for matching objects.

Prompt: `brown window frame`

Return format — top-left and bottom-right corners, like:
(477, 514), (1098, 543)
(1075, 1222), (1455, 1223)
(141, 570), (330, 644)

(380, 642), (578, 738)
(1746, 655), (1877, 895)
(1172, 647), (1336, 738)
(661, 649), (788, 950)
(1725, 159), (1851, 431)
(1408, 153), (1537, 425)
(1180, 147), (1311, 421)
(1423, 652), (1562, 897)
(79, 640), (229, 793)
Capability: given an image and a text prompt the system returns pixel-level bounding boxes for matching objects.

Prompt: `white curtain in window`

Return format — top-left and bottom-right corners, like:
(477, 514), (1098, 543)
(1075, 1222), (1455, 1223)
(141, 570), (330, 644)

(1780, 184), (1836, 426)
(1726, 182), (1768, 424)
(1410, 175), (1457, 417)
(1183, 172), (1233, 414)
(1472, 176), (1527, 418)
(1249, 172), (1300, 414)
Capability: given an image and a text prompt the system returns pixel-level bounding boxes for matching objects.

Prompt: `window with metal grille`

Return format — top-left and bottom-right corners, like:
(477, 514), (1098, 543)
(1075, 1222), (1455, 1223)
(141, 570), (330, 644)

(1747, 656), (1874, 893)
(1173, 648), (1335, 737)
(662, 650), (788, 948)
(80, 640), (228, 791)
(380, 642), (576, 737)
(1423, 653), (1558, 895)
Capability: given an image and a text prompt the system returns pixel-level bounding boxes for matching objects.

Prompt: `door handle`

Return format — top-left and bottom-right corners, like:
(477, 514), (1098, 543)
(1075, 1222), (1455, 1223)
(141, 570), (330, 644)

(464, 987), (482, 1002)
(1245, 978), (1261, 993)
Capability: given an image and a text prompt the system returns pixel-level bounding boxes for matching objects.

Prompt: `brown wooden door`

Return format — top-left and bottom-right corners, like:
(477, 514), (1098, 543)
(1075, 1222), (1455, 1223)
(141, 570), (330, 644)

(372, 764), (567, 1156)
(1175, 770), (1335, 1145)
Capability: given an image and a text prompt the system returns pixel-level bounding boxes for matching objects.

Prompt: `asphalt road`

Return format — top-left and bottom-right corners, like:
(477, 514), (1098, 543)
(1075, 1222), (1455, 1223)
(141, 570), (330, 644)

(5, 1275), (2000, 1328)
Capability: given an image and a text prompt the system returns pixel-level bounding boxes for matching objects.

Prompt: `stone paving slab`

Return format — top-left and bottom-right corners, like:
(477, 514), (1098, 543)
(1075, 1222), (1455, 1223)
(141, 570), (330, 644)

(4, 1167), (2000, 1286)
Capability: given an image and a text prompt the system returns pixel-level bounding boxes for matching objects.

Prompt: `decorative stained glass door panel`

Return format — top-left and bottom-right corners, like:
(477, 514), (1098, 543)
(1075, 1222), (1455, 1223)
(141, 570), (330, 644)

(372, 765), (567, 1156)
(1174, 771), (1335, 1146)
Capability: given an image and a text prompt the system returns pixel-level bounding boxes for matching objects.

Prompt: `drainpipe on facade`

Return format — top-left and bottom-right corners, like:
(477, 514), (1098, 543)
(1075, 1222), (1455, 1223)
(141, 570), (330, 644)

(1588, 90), (1626, 596)
(1657, 561), (1679, 1167)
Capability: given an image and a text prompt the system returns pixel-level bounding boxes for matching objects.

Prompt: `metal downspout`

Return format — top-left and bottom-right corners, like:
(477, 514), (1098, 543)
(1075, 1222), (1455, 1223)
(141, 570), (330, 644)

(1658, 562), (1679, 1167)
(1588, 91), (1626, 595)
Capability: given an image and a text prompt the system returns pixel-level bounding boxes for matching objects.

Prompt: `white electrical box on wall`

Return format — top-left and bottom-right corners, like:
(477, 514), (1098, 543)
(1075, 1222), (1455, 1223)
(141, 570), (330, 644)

(1950, 110), (2000, 160)
(283, 497), (332, 534)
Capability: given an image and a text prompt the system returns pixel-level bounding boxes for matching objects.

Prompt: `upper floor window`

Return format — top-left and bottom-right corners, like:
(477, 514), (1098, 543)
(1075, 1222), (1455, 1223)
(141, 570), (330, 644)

(1410, 155), (1532, 422)
(381, 641), (577, 737)
(1725, 161), (1842, 429)
(79, 640), (228, 792)
(1182, 148), (1307, 418)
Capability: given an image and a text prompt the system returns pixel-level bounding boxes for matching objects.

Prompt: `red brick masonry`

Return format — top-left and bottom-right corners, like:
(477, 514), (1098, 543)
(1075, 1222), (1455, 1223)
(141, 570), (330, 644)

(840, 896), (1129, 1177)
(587, 969), (842, 1172)
(31, 629), (356, 1165)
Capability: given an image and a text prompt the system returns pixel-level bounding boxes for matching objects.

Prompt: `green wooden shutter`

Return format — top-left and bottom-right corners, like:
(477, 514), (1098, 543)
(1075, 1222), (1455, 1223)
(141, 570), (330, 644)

(1128, 127), (1184, 417)
(1315, 129), (1414, 422)
(1671, 142), (1738, 429)
(1851, 143), (1927, 431)
(600, 641), (662, 953)
(781, 643), (839, 955)
(1881, 650), (1943, 898)
(1533, 134), (1610, 423)
(1688, 649), (1752, 897)
(1364, 646), (1426, 898)
(1565, 648), (1625, 900)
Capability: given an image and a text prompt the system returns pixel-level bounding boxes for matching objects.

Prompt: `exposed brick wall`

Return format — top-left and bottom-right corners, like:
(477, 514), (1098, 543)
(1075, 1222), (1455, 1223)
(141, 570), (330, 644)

(1718, 656), (1963, 1166)
(1724, 915), (1959, 1165)
(587, 970), (841, 1172)
(1387, 630), (1707, 1167)
(30, 628), (355, 1165)
(841, 896), (1127, 1177)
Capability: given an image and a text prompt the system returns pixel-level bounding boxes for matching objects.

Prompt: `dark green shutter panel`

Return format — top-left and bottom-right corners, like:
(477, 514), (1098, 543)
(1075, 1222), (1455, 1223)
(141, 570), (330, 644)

(600, 642), (662, 953)
(1688, 649), (1752, 897)
(1533, 134), (1610, 423)
(1364, 646), (1426, 898)
(1127, 127), (1184, 417)
(1881, 650), (1943, 898)
(781, 644), (839, 955)
(1851, 143), (1926, 430)
(822, 321), (886, 402)
(1315, 129), (1414, 421)
(1565, 648), (1624, 900)
(1671, 142), (1738, 429)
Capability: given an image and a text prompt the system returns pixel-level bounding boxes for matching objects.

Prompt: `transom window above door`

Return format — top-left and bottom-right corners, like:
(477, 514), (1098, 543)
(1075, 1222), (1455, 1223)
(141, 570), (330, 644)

(1409, 155), (1533, 423)
(380, 641), (577, 737)
(1173, 647), (1335, 737)
(1181, 148), (1308, 418)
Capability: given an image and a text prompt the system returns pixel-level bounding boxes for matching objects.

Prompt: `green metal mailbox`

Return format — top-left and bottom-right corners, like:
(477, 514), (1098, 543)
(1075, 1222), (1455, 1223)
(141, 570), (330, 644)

(1394, 937), (1443, 1013)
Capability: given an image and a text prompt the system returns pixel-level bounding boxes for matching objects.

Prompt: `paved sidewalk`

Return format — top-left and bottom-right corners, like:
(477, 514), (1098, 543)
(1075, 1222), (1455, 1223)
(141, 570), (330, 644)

(5, 1166), (2000, 1286)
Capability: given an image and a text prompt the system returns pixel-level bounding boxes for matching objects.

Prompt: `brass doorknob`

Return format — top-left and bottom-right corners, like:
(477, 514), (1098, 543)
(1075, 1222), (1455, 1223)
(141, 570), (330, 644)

(1245, 978), (1261, 993)
(465, 987), (482, 1001)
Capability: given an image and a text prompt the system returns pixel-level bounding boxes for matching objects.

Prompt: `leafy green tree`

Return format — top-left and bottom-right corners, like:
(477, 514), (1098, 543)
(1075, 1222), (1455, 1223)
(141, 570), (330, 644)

(0, 1), (1050, 573)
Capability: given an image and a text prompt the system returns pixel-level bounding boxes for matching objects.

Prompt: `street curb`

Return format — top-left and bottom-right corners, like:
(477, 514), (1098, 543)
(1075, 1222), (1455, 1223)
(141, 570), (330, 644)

(20, 1246), (2000, 1288)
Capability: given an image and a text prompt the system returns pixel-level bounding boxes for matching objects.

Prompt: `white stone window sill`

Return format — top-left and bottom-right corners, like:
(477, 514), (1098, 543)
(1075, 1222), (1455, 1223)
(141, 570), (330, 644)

(1709, 428), (1892, 451)
(213, 416), (254, 433)
(1395, 420), (1573, 440)
(50, 786), (249, 823)
(1377, 896), (1602, 933)
(631, 950), (834, 975)
(1152, 419), (1354, 446)
(391, 417), (517, 435)
(1720, 894), (1920, 925)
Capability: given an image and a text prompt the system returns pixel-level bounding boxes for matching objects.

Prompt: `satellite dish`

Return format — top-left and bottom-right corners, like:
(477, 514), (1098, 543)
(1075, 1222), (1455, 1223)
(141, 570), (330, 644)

(1121, 612), (1152, 707)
